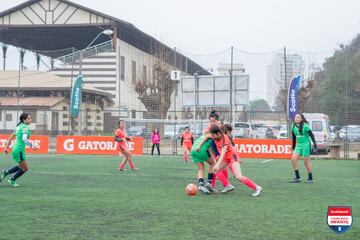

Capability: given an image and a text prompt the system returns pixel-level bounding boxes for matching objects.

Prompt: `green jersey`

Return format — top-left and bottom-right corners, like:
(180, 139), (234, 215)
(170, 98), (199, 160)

(191, 135), (213, 162)
(13, 123), (31, 151)
(292, 123), (311, 144)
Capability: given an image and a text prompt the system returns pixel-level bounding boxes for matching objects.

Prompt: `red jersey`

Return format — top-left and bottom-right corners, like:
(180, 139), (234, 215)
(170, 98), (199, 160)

(115, 128), (127, 150)
(203, 122), (221, 134)
(213, 134), (236, 160)
(182, 131), (193, 145)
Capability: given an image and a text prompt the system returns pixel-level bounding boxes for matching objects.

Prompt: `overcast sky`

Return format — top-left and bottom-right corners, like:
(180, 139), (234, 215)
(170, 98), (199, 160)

(1, 0), (360, 100)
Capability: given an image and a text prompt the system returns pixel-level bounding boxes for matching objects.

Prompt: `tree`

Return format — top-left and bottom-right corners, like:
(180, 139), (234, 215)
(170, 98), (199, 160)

(134, 61), (177, 119)
(304, 34), (360, 125)
(250, 99), (270, 112)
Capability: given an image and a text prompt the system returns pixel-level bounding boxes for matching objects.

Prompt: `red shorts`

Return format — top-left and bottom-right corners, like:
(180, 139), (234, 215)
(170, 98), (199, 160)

(183, 144), (192, 151)
(223, 154), (239, 165)
(117, 144), (128, 154)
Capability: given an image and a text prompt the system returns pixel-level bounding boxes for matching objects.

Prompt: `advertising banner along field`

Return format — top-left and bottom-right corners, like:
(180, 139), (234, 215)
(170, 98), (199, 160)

(233, 138), (292, 159)
(56, 135), (144, 155)
(0, 134), (49, 154)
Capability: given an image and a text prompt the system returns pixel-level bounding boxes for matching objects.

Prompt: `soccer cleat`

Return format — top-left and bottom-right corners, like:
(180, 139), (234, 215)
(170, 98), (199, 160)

(221, 184), (235, 193)
(198, 185), (211, 194)
(119, 168), (127, 172)
(8, 179), (20, 187)
(0, 169), (8, 182)
(290, 178), (301, 183)
(252, 186), (263, 197)
(305, 179), (314, 183)
(205, 182), (217, 193)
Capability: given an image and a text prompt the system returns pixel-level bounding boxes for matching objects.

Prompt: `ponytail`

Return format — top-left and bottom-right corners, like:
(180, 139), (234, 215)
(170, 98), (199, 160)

(17, 113), (30, 126)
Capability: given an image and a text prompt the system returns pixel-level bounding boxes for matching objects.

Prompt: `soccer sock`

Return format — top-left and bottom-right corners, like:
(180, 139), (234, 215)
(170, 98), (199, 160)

(119, 162), (125, 169)
(7, 166), (20, 174)
(207, 173), (214, 184)
(240, 176), (257, 190)
(11, 169), (24, 181)
(308, 172), (313, 180)
(129, 161), (135, 170)
(295, 170), (300, 179)
(198, 178), (204, 186)
(184, 153), (188, 161)
(212, 174), (217, 188)
(216, 170), (229, 187)
(228, 164), (234, 174)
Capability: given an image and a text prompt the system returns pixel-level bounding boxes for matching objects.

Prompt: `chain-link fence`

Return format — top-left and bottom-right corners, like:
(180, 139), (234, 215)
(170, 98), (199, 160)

(1, 37), (360, 158)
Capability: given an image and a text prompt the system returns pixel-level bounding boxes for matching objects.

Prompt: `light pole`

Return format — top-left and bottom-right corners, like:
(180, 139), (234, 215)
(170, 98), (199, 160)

(79, 29), (113, 75)
(77, 29), (113, 134)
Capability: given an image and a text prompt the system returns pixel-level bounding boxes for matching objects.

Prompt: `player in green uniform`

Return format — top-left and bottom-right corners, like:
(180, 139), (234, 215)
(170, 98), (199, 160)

(0, 113), (38, 187)
(290, 113), (317, 183)
(191, 135), (216, 194)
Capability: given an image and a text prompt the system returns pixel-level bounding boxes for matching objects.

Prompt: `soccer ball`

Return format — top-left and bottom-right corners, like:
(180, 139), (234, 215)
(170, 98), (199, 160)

(185, 183), (198, 196)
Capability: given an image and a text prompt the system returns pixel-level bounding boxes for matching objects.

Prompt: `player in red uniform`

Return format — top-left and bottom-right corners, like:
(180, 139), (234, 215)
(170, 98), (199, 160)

(114, 120), (136, 171)
(210, 125), (263, 197)
(181, 126), (194, 163)
(196, 111), (234, 193)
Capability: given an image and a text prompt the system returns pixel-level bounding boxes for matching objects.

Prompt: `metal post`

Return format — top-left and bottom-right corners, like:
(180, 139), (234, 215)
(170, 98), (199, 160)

(68, 47), (75, 134)
(193, 73), (198, 135)
(284, 46), (290, 138)
(17, 51), (21, 121)
(230, 46), (234, 123)
(173, 47), (177, 155)
(2, 44), (7, 70)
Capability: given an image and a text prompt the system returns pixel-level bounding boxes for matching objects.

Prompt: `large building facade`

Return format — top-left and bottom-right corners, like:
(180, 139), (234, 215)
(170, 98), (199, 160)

(0, 0), (207, 122)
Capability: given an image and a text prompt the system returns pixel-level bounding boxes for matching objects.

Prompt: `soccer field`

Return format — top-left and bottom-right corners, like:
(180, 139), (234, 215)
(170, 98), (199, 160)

(0, 154), (359, 240)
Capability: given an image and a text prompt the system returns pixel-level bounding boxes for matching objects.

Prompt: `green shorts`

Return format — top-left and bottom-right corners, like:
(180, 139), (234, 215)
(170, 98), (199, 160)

(294, 142), (311, 157)
(11, 148), (26, 163)
(191, 149), (211, 163)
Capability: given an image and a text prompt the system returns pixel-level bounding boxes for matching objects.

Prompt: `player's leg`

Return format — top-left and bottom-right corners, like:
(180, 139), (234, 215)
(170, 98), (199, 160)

(303, 144), (313, 183)
(119, 146), (128, 171)
(290, 150), (301, 182)
(197, 162), (210, 194)
(151, 144), (155, 156)
(231, 161), (262, 196)
(183, 146), (189, 162)
(123, 149), (136, 171)
(156, 144), (160, 156)
(8, 152), (28, 187)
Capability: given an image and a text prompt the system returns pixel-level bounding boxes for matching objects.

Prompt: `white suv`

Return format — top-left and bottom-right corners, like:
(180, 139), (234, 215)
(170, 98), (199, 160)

(233, 122), (257, 138)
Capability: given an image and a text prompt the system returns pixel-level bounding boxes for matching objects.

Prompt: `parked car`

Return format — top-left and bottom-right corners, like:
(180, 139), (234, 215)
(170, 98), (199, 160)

(256, 127), (274, 139)
(275, 125), (288, 139)
(303, 113), (332, 153)
(164, 124), (189, 139)
(339, 125), (360, 140)
(127, 126), (147, 137)
(233, 122), (257, 138)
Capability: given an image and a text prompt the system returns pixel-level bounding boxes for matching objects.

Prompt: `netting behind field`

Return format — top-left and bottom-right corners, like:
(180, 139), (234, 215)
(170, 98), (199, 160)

(1, 37), (360, 158)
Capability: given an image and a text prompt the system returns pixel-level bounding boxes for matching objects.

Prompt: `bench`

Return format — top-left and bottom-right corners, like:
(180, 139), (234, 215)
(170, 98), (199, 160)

(328, 144), (342, 159)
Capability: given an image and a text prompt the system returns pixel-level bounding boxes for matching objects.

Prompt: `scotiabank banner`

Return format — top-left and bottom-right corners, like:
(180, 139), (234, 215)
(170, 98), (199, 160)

(56, 135), (144, 155)
(0, 134), (49, 154)
(233, 138), (292, 159)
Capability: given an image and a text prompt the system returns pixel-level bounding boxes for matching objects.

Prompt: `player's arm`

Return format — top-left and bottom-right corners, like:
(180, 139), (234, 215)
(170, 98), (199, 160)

(4, 133), (15, 153)
(195, 133), (211, 152)
(114, 135), (125, 142)
(191, 136), (194, 144)
(180, 137), (184, 146)
(214, 146), (227, 173)
(292, 132), (296, 150)
(308, 130), (317, 151)
(22, 133), (37, 150)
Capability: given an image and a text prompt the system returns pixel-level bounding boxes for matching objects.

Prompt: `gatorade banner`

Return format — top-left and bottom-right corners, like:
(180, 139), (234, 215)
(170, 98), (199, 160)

(233, 138), (292, 159)
(0, 134), (49, 154)
(56, 135), (144, 155)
